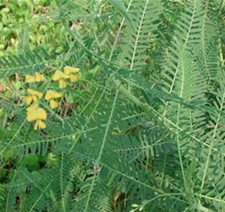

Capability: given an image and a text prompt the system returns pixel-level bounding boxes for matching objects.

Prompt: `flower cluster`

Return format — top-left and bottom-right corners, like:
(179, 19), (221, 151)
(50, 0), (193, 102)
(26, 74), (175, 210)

(52, 66), (80, 88)
(23, 66), (80, 130)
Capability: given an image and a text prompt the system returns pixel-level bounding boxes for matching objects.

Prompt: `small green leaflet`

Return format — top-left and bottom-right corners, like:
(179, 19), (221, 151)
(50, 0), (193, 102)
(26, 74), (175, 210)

(108, 0), (133, 28)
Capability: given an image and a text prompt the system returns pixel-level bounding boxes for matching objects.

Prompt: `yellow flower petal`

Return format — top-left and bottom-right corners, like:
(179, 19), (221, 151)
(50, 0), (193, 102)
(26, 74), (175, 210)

(25, 73), (45, 83)
(63, 66), (80, 75)
(27, 112), (35, 122)
(38, 120), (46, 129)
(27, 108), (47, 122)
(52, 71), (69, 81)
(27, 89), (43, 99)
(23, 96), (33, 105)
(45, 90), (62, 101)
(35, 72), (45, 82)
(26, 101), (38, 112)
(59, 79), (67, 88)
(50, 99), (59, 109)
(70, 74), (80, 82)
(25, 75), (35, 83)
(34, 120), (46, 130)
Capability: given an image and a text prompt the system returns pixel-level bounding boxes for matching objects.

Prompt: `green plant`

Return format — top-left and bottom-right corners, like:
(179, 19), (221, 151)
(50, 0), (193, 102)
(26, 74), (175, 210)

(0, 0), (225, 211)
(0, 0), (64, 57)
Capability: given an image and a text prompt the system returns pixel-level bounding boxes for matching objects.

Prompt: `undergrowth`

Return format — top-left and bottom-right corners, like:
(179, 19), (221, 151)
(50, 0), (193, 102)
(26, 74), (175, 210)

(0, 0), (225, 211)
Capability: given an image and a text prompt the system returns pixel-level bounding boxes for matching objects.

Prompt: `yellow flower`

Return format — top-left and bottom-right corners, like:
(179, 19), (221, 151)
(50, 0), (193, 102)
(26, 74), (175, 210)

(26, 101), (38, 112)
(52, 70), (69, 81)
(23, 96), (33, 105)
(69, 74), (80, 82)
(59, 80), (67, 88)
(52, 70), (69, 88)
(63, 66), (80, 75)
(45, 90), (62, 100)
(45, 90), (62, 109)
(25, 72), (45, 83)
(27, 107), (47, 130)
(23, 89), (43, 105)
(50, 100), (59, 109)
(34, 120), (46, 130)
(27, 107), (46, 122)
(63, 66), (80, 82)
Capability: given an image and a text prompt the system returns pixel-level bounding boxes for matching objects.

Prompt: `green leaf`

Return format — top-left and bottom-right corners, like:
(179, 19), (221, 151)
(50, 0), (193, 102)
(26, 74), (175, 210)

(108, 0), (133, 27)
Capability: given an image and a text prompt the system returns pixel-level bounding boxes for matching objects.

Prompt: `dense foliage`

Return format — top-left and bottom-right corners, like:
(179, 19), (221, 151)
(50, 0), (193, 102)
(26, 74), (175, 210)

(0, 0), (225, 211)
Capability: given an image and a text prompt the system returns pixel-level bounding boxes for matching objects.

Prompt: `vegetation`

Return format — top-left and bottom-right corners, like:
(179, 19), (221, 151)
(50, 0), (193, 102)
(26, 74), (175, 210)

(0, 0), (225, 211)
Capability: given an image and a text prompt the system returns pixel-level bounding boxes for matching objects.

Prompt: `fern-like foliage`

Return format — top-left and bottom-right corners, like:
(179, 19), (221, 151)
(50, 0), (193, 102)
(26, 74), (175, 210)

(115, 0), (163, 71)
(1, 0), (225, 211)
(0, 47), (57, 77)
